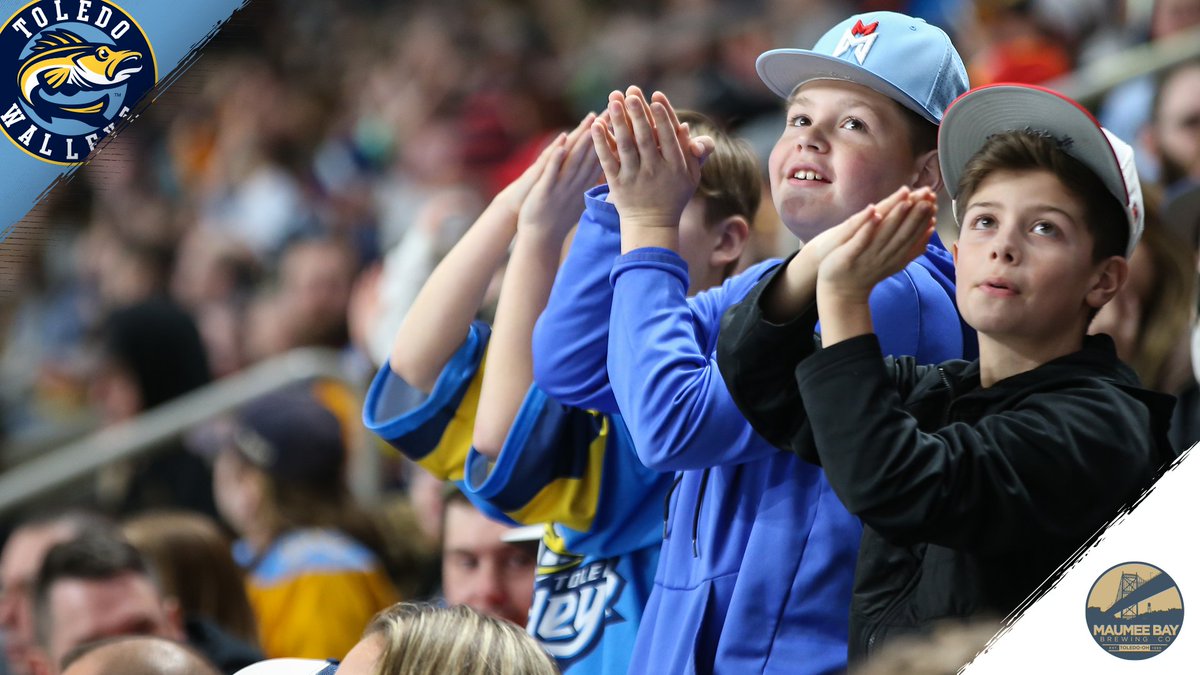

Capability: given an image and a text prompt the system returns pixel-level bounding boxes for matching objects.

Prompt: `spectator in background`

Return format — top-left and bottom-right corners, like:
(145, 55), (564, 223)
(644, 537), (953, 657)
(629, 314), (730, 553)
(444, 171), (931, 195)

(337, 603), (556, 675)
(438, 490), (537, 628)
(962, 0), (1074, 86)
(29, 533), (184, 675)
(1100, 0), (1200, 180)
(0, 514), (115, 675)
(91, 298), (218, 520)
(275, 239), (358, 351)
(121, 511), (262, 658)
(1145, 58), (1200, 195)
(60, 636), (220, 675)
(1091, 217), (1196, 397)
(212, 388), (398, 659)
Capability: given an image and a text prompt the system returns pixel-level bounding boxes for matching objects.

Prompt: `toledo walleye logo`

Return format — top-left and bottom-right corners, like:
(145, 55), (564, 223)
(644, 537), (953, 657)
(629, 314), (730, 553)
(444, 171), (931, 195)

(1086, 561), (1184, 660)
(1, 0), (155, 164)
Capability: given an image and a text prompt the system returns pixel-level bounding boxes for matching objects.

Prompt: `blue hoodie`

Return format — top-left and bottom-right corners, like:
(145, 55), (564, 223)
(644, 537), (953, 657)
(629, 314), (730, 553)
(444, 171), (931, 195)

(533, 185), (974, 674)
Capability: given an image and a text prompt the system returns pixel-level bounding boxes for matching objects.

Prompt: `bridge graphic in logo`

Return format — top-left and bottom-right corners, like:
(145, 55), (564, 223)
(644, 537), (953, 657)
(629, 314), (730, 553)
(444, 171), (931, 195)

(1085, 561), (1184, 660)
(0, 0), (156, 164)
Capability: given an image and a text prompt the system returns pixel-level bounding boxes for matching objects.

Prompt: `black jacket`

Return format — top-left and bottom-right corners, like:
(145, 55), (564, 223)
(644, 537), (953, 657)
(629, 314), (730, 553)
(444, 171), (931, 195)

(715, 269), (1179, 660)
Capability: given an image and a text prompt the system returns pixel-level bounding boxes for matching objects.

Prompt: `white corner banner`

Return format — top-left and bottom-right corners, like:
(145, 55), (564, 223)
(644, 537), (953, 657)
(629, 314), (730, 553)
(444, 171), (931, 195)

(964, 444), (1197, 672)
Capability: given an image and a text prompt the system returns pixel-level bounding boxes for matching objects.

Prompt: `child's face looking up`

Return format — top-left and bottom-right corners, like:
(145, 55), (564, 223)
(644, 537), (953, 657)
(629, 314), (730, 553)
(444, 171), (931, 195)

(952, 168), (1106, 342)
(768, 79), (922, 242)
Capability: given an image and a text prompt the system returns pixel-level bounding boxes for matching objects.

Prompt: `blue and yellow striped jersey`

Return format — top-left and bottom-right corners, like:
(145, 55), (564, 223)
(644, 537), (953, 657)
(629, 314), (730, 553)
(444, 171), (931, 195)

(363, 322), (671, 673)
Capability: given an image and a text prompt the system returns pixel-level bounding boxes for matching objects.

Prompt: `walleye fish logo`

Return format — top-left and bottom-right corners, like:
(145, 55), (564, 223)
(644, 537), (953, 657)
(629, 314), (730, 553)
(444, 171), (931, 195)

(1, 1), (156, 164)
(18, 29), (143, 123)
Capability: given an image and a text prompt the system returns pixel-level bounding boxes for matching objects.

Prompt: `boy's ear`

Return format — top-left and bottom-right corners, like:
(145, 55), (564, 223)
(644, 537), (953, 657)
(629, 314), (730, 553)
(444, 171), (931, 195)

(911, 148), (943, 193)
(1086, 255), (1130, 310)
(710, 214), (751, 271)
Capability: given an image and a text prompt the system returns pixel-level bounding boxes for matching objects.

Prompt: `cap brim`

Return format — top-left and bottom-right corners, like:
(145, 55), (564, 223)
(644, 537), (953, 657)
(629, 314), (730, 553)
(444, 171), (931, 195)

(939, 84), (1140, 255)
(757, 48), (937, 123)
(940, 84), (1126, 204)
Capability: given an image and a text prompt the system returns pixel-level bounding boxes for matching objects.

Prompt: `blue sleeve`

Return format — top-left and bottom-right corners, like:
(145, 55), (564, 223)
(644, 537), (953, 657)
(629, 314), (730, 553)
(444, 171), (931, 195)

(864, 259), (965, 365)
(361, 322), (510, 524)
(461, 389), (669, 558)
(607, 250), (784, 471)
(531, 185), (621, 413)
(362, 322), (489, 471)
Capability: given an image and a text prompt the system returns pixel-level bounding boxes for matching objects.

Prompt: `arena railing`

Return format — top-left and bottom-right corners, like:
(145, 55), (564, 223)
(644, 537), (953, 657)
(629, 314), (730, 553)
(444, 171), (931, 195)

(0, 347), (381, 517)
(1049, 24), (1200, 106)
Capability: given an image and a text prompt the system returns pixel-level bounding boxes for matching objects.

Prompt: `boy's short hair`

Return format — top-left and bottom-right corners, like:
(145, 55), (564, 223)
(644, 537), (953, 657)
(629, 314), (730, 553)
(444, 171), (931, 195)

(678, 111), (761, 227)
(954, 131), (1129, 261)
(33, 532), (151, 647)
(900, 109), (939, 156)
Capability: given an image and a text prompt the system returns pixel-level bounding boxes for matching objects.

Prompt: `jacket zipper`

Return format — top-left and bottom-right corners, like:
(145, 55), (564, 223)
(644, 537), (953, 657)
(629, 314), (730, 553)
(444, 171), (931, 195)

(863, 563), (927, 657)
(865, 368), (957, 652)
(937, 366), (954, 426)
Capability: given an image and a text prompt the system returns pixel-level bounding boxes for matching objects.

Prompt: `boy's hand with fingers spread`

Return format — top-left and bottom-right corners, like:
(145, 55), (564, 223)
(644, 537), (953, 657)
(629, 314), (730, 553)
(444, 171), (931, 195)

(475, 111), (602, 458)
(817, 187), (938, 346)
(518, 112), (602, 244)
(591, 88), (713, 253)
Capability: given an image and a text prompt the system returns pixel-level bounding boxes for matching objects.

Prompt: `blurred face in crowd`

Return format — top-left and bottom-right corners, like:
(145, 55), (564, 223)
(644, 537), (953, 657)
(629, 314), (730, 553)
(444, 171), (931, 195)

(441, 500), (536, 627)
(1152, 0), (1200, 39)
(87, 360), (142, 425)
(212, 448), (267, 543)
(36, 573), (183, 674)
(1152, 63), (1200, 184)
(0, 525), (74, 675)
(278, 240), (356, 348)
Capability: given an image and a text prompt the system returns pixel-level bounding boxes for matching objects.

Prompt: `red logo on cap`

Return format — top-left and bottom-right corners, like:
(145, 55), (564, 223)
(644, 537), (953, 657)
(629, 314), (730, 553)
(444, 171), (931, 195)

(851, 20), (878, 36)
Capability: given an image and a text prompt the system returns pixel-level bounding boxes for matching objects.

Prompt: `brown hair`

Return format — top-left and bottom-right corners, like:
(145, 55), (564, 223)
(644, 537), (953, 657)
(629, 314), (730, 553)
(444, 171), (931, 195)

(121, 510), (259, 647)
(362, 602), (558, 675)
(1123, 215), (1197, 390)
(955, 130), (1129, 261)
(678, 111), (761, 230)
(259, 474), (389, 564)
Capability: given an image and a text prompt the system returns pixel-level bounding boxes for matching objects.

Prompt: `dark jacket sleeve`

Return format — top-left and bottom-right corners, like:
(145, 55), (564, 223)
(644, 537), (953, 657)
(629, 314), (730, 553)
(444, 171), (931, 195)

(716, 255), (823, 461)
(796, 335), (1162, 556)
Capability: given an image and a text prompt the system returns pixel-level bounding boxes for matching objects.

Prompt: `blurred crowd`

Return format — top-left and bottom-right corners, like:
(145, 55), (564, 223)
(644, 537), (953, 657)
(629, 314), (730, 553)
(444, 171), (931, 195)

(0, 0), (1197, 673)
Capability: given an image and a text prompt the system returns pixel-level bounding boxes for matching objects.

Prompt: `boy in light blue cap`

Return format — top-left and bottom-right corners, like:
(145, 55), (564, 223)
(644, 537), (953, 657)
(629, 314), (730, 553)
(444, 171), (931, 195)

(533, 12), (973, 673)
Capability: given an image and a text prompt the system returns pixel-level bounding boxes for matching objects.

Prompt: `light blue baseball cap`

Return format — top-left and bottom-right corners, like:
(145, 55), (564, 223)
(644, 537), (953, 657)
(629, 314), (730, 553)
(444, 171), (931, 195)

(757, 12), (968, 124)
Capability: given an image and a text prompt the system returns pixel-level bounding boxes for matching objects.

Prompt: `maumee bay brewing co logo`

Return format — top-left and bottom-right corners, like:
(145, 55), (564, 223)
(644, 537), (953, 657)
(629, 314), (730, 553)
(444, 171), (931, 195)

(1086, 561), (1184, 660)
(0, 0), (155, 164)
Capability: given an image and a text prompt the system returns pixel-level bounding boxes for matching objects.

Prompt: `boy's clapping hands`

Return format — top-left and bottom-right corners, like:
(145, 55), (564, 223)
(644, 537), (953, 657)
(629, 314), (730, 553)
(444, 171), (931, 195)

(814, 186), (937, 346)
(590, 87), (713, 251)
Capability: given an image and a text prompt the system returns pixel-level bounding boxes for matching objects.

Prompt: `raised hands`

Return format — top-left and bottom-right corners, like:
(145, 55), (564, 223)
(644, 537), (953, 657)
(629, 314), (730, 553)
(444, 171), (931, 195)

(813, 186), (938, 347)
(518, 112), (602, 243)
(817, 186), (937, 299)
(591, 87), (714, 251)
